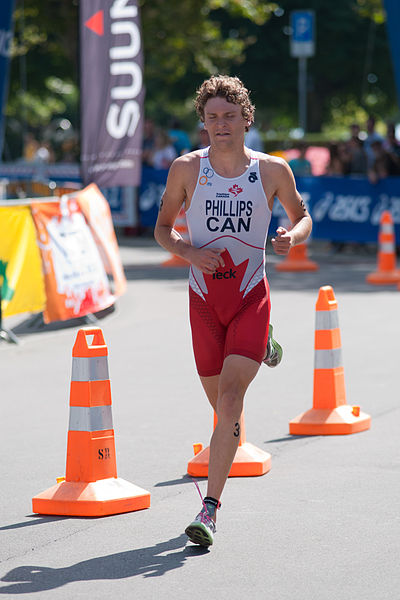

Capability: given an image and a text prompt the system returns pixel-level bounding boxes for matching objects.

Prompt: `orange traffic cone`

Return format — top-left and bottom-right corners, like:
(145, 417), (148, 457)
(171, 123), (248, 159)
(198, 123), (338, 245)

(162, 206), (190, 267)
(187, 412), (271, 477)
(366, 211), (400, 284)
(32, 327), (151, 516)
(289, 286), (371, 435)
(275, 243), (318, 272)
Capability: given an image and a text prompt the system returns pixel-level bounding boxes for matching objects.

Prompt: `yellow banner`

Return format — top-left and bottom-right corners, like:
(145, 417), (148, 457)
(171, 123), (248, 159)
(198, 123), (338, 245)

(0, 206), (45, 318)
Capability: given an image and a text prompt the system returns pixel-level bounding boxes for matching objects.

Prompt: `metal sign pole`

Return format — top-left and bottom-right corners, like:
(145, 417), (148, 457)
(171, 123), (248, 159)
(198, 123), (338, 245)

(298, 56), (307, 133)
(290, 10), (315, 135)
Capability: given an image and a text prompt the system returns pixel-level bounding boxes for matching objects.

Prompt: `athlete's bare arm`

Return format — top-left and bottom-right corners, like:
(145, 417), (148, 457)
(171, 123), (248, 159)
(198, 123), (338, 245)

(154, 153), (225, 274)
(260, 155), (312, 255)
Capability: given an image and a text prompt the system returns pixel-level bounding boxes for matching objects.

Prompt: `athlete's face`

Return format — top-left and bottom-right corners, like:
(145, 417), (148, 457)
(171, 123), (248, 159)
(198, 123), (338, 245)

(203, 97), (250, 147)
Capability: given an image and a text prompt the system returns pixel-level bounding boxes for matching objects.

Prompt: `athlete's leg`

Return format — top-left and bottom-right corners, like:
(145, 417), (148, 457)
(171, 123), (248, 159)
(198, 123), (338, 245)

(224, 277), (270, 365)
(189, 288), (226, 378)
(199, 375), (219, 411)
(206, 354), (260, 504)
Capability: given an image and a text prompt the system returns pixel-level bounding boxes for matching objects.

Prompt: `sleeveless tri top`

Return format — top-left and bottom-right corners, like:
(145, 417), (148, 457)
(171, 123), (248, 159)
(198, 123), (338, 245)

(185, 146), (272, 300)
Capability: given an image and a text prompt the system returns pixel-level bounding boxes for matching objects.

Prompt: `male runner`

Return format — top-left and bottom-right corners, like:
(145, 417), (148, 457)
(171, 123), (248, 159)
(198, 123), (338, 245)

(154, 75), (312, 547)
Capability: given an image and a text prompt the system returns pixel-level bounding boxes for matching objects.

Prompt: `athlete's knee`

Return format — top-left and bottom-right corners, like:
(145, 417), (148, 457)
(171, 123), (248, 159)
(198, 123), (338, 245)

(216, 390), (243, 423)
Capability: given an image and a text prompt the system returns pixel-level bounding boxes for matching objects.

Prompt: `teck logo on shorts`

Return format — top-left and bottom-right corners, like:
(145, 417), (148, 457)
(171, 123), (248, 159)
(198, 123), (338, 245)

(212, 268), (237, 280)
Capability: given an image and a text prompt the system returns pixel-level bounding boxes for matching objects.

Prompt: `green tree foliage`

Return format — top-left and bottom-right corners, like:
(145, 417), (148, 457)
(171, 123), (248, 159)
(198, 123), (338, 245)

(5, 0), (79, 159)
(213, 0), (395, 133)
(139, 0), (276, 122)
(3, 0), (397, 159)
(355, 0), (385, 23)
(5, 0), (275, 157)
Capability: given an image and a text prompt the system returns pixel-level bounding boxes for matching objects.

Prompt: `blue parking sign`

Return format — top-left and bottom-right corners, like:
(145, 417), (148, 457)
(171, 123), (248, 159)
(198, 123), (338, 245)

(290, 10), (315, 57)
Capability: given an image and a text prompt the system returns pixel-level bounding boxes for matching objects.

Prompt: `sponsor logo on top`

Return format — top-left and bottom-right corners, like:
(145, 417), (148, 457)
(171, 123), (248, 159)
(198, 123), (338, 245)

(248, 171), (258, 183)
(229, 184), (243, 197)
(199, 167), (214, 186)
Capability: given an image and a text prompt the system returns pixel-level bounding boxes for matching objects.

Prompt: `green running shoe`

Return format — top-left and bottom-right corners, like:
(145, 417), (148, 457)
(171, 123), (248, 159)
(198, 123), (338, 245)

(185, 505), (216, 547)
(263, 324), (283, 368)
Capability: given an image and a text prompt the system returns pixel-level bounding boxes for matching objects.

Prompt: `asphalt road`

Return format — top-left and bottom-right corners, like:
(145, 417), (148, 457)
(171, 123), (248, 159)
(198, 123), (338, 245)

(1, 238), (399, 600)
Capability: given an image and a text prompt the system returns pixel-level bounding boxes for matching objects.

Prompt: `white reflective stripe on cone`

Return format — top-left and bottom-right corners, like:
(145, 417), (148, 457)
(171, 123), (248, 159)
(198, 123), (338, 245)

(68, 405), (113, 432)
(315, 310), (339, 331)
(380, 241), (395, 253)
(381, 223), (393, 234)
(71, 356), (109, 381)
(314, 348), (343, 369)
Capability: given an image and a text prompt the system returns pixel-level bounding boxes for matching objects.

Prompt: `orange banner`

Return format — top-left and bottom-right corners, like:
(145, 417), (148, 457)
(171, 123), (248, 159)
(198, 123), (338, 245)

(31, 197), (114, 323)
(75, 184), (127, 296)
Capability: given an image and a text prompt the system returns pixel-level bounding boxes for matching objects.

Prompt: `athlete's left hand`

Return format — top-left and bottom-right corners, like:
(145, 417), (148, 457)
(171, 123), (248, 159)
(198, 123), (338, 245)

(271, 227), (293, 255)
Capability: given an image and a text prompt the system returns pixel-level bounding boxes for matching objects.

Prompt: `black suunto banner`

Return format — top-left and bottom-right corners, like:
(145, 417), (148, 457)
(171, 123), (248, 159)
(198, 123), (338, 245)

(80, 0), (144, 187)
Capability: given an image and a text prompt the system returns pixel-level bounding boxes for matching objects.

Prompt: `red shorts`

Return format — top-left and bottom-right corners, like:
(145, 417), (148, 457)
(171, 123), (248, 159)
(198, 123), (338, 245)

(189, 276), (270, 377)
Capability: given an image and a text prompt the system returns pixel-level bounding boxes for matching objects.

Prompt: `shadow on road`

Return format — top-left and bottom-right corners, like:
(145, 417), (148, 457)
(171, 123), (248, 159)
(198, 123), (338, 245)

(0, 515), (69, 532)
(154, 475), (207, 488)
(0, 533), (207, 594)
(264, 435), (318, 443)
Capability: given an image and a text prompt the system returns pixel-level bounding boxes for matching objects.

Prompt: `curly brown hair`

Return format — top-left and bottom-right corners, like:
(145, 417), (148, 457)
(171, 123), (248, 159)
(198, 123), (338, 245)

(194, 75), (255, 132)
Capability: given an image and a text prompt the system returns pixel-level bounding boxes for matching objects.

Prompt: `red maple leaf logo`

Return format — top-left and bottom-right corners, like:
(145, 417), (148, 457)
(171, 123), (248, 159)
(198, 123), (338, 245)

(229, 184), (243, 197)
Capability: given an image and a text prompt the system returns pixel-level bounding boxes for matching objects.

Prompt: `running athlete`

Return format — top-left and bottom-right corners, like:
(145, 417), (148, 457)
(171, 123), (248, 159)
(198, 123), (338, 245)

(154, 75), (312, 547)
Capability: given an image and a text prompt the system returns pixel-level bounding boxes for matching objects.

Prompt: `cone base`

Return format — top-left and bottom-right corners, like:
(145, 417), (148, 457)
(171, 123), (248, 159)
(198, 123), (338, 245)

(276, 260), (318, 272)
(32, 477), (151, 517)
(366, 270), (400, 285)
(289, 405), (371, 435)
(187, 442), (271, 477)
(162, 255), (188, 267)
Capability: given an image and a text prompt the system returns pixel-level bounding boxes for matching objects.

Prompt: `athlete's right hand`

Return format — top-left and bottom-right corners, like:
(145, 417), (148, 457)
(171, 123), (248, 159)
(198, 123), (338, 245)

(188, 247), (225, 275)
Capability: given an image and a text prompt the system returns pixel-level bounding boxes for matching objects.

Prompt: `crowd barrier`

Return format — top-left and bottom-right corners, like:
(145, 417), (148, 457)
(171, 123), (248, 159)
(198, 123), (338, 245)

(0, 184), (126, 342)
(139, 169), (400, 243)
(0, 163), (138, 228)
(1, 163), (400, 241)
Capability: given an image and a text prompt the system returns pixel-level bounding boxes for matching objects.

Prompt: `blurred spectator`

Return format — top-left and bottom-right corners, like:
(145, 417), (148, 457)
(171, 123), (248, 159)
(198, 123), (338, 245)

(347, 137), (368, 175)
(288, 142), (312, 176)
(31, 140), (54, 182)
(245, 123), (263, 151)
(34, 141), (55, 164)
(345, 122), (367, 175)
(363, 115), (383, 168)
(192, 122), (210, 150)
(150, 129), (177, 170)
(368, 139), (400, 184)
(60, 137), (79, 162)
(142, 118), (156, 167)
(383, 122), (400, 162)
(168, 118), (191, 156)
(325, 142), (350, 176)
(23, 132), (39, 162)
(348, 122), (361, 142)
